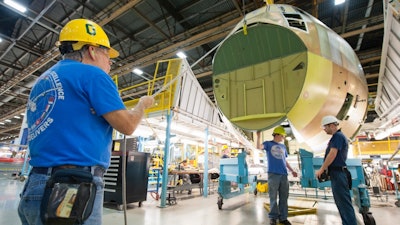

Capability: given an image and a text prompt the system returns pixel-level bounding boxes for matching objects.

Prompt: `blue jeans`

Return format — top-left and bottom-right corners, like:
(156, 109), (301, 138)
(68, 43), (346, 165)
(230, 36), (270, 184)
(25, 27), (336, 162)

(268, 173), (289, 221)
(18, 171), (104, 225)
(330, 170), (357, 225)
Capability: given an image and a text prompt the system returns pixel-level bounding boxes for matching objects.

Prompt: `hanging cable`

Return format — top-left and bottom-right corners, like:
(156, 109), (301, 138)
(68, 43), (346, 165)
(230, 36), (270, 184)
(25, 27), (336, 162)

(242, 0), (248, 35)
(121, 134), (128, 225)
(189, 9), (247, 69)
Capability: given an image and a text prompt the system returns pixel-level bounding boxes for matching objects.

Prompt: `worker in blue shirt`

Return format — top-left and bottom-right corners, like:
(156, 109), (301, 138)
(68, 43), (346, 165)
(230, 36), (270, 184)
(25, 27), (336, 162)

(18, 19), (154, 225)
(257, 126), (297, 225)
(316, 115), (356, 225)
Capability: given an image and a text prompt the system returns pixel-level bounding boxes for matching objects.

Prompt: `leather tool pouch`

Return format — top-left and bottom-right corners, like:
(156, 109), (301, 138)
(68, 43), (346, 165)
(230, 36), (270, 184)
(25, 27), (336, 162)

(344, 168), (352, 190)
(40, 168), (97, 225)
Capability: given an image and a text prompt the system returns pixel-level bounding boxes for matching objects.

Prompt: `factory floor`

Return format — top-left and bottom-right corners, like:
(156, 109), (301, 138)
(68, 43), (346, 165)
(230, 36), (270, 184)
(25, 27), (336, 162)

(1, 164), (399, 225)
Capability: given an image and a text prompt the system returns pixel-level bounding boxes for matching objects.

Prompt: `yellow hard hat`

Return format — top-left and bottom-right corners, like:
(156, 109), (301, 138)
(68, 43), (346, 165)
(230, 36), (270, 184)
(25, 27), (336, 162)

(58, 19), (119, 58)
(272, 126), (286, 136)
(222, 145), (228, 150)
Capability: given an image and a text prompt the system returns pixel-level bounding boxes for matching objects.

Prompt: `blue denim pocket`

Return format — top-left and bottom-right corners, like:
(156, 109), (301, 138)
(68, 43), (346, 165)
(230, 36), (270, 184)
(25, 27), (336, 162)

(18, 173), (48, 225)
(20, 173), (48, 201)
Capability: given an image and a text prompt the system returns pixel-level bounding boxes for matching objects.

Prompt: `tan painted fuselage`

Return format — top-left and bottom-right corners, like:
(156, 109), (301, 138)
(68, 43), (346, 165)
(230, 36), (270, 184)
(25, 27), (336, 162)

(212, 4), (368, 151)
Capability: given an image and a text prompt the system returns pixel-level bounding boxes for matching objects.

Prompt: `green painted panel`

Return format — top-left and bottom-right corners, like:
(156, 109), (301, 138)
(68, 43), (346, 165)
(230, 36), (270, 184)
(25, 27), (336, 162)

(213, 24), (307, 75)
(213, 23), (308, 131)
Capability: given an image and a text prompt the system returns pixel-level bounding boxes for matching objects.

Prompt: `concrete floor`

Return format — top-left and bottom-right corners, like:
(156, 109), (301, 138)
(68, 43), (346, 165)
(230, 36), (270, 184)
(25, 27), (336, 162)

(1, 163), (399, 225)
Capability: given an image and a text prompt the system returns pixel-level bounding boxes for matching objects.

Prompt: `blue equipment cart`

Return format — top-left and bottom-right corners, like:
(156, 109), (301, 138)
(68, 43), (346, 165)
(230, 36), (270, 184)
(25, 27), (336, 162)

(217, 151), (257, 209)
(299, 149), (376, 225)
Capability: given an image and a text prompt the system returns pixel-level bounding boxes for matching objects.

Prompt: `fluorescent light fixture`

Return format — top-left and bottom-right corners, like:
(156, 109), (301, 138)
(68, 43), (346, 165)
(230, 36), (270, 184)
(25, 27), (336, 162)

(0, 122), (4, 125)
(14, 115), (20, 119)
(5, 0), (27, 13)
(132, 68), (143, 75)
(335, 0), (345, 5)
(5, 119), (11, 123)
(176, 51), (187, 59)
(0, 38), (2, 43)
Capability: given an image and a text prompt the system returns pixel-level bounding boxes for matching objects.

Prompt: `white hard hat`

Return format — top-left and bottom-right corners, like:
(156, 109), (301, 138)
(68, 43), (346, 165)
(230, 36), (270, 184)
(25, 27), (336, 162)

(321, 115), (339, 126)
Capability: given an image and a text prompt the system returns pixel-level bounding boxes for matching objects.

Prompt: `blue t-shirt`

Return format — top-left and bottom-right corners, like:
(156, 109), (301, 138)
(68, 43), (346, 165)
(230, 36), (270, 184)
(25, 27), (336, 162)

(324, 129), (348, 168)
(262, 141), (288, 175)
(27, 59), (126, 169)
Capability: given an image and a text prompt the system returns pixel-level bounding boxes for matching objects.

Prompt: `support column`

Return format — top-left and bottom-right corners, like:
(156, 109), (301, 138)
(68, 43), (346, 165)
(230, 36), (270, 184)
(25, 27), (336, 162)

(203, 126), (209, 197)
(160, 111), (173, 207)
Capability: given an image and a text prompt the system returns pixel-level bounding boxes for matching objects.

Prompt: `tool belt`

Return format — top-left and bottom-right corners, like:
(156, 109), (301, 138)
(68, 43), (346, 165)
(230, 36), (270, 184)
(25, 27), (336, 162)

(39, 166), (99, 225)
(32, 165), (105, 177)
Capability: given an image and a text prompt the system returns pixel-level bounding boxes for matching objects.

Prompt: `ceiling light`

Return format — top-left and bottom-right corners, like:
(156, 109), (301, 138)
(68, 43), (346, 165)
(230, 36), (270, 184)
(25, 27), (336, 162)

(4, 0), (27, 13)
(176, 51), (187, 59)
(0, 38), (2, 43)
(132, 68), (143, 75)
(14, 115), (20, 119)
(5, 119), (11, 122)
(335, 0), (345, 5)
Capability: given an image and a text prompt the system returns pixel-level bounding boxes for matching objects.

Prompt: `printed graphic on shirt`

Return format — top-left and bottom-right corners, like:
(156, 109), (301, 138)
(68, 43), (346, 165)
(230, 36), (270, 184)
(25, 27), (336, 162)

(27, 71), (64, 141)
(270, 144), (285, 159)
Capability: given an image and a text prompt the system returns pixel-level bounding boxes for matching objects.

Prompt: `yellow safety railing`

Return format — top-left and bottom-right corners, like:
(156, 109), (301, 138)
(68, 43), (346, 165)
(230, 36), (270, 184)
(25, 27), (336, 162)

(352, 138), (400, 156)
(114, 58), (183, 115)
